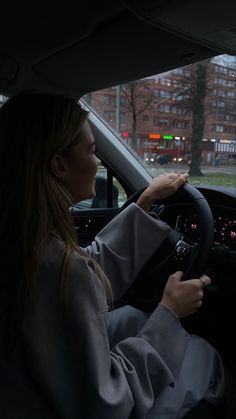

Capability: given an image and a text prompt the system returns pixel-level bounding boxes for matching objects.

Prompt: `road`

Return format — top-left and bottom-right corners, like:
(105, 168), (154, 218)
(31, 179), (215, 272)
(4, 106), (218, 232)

(144, 163), (236, 177)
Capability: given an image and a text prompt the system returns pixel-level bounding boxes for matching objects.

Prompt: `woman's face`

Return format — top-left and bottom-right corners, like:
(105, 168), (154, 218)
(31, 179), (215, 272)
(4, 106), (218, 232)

(62, 120), (100, 203)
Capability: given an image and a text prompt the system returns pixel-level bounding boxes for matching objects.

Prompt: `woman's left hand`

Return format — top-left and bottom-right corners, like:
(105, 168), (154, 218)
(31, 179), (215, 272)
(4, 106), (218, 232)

(137, 172), (188, 212)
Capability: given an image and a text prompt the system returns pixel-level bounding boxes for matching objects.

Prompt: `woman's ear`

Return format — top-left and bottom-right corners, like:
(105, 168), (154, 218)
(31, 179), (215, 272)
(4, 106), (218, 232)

(50, 154), (67, 180)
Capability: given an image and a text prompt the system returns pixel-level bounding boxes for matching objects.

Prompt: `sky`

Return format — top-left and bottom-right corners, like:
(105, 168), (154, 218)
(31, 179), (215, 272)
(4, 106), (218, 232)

(212, 54), (236, 68)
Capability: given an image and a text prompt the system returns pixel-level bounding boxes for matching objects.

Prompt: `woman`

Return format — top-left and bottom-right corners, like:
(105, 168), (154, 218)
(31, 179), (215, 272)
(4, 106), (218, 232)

(0, 92), (225, 418)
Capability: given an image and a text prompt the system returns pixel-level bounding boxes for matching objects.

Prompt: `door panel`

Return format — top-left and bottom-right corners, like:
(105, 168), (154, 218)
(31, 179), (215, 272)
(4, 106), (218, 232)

(73, 208), (119, 247)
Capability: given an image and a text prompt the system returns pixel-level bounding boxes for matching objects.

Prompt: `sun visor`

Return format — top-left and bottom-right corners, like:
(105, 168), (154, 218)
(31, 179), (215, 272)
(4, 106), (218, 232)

(124, 0), (236, 55)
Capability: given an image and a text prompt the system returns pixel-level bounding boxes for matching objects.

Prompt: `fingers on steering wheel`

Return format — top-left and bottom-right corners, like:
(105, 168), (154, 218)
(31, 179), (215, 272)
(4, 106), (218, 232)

(173, 173), (188, 189)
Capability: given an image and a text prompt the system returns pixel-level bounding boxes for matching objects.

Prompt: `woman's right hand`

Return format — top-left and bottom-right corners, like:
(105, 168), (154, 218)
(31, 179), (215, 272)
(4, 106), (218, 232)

(160, 271), (211, 318)
(136, 172), (188, 212)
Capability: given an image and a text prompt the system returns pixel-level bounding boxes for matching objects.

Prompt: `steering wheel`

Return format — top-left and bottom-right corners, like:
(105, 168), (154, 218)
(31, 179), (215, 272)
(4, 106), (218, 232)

(120, 183), (214, 312)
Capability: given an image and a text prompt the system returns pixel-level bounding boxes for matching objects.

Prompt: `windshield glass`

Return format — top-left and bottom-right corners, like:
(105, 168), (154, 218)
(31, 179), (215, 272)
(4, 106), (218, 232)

(82, 54), (236, 188)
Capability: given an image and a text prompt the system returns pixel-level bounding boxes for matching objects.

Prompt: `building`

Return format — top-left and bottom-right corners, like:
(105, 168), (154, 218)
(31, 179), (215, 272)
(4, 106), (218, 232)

(85, 59), (236, 163)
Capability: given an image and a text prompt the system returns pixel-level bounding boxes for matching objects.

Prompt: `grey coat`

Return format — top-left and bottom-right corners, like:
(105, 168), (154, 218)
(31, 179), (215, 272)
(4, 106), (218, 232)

(0, 204), (224, 418)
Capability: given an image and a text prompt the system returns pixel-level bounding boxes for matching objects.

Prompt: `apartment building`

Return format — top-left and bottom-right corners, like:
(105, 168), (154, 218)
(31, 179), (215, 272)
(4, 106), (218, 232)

(86, 59), (236, 163)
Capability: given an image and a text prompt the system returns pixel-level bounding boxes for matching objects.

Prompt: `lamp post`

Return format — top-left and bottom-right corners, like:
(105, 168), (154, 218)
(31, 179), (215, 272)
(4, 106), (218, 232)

(116, 85), (121, 133)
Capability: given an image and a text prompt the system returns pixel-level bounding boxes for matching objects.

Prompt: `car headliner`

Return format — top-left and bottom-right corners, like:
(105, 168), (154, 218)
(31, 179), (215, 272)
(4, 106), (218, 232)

(0, 0), (235, 98)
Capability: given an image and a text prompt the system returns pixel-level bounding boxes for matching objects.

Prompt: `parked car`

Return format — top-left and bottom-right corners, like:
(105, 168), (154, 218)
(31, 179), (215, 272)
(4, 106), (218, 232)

(144, 154), (156, 164)
(0, 1), (235, 417)
(155, 154), (173, 165)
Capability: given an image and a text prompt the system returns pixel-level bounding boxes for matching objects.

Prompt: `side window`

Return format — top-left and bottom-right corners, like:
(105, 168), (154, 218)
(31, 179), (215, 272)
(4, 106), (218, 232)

(74, 163), (127, 209)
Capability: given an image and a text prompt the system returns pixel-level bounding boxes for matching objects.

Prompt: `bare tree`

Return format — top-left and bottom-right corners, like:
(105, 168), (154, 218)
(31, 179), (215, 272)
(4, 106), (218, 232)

(190, 58), (236, 175)
(164, 59), (210, 176)
(188, 61), (208, 176)
(121, 80), (155, 150)
(149, 59), (212, 175)
(120, 71), (208, 167)
(168, 57), (236, 175)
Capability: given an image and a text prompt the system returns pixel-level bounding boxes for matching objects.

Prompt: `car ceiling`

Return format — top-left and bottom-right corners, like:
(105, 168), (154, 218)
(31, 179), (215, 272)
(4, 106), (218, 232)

(0, 0), (235, 98)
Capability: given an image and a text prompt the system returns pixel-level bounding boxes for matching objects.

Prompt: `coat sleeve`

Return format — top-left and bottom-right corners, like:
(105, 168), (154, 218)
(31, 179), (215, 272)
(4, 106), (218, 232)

(22, 248), (189, 419)
(84, 203), (172, 300)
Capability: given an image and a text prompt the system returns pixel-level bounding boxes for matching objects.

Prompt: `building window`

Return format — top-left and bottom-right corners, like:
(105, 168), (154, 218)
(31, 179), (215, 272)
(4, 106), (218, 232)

(160, 119), (170, 128)
(173, 79), (182, 88)
(216, 125), (224, 132)
(160, 78), (171, 86)
(104, 110), (116, 123)
(172, 105), (184, 114)
(160, 90), (170, 98)
(120, 112), (126, 124)
(153, 116), (159, 126)
(103, 95), (116, 106)
(159, 104), (170, 113)
(229, 69), (236, 77)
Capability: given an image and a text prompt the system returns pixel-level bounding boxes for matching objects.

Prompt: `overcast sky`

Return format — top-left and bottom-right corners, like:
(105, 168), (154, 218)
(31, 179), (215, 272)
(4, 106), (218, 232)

(212, 54), (236, 68)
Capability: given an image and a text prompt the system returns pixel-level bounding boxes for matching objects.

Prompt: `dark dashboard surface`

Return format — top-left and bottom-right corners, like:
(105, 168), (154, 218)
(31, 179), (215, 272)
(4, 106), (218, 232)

(176, 205), (236, 250)
(157, 186), (236, 252)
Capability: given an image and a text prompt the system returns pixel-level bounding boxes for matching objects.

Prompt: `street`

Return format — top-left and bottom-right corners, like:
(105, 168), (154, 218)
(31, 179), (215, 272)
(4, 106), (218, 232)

(144, 163), (236, 177)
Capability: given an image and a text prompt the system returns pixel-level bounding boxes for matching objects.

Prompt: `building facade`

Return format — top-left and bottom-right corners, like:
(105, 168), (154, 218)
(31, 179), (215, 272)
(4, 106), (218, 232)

(85, 60), (236, 163)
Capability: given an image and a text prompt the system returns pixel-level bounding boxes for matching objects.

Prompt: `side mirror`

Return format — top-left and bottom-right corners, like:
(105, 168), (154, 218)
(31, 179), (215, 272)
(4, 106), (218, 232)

(91, 176), (119, 208)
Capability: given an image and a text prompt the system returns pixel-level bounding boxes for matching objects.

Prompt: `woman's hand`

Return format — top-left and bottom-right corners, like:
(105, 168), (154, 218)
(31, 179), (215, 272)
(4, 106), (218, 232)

(136, 172), (188, 212)
(160, 271), (211, 318)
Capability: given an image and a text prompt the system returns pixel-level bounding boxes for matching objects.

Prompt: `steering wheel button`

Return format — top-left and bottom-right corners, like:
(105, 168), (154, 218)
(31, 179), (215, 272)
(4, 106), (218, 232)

(175, 241), (190, 259)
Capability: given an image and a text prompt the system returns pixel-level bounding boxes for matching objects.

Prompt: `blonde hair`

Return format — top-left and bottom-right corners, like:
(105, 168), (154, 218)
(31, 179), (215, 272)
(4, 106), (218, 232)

(0, 91), (112, 343)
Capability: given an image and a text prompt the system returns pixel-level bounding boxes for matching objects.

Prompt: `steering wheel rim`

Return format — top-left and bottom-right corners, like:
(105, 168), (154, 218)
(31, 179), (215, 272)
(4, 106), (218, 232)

(119, 183), (214, 311)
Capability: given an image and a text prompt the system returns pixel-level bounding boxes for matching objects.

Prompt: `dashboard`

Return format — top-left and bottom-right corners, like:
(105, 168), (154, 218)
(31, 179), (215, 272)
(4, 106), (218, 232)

(157, 186), (236, 255)
(175, 206), (236, 251)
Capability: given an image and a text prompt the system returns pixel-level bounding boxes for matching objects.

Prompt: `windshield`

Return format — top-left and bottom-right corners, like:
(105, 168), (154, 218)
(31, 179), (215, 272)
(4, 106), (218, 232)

(82, 54), (236, 189)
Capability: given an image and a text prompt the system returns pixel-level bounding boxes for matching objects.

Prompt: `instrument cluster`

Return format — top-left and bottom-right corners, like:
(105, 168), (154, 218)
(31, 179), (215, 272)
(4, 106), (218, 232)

(176, 208), (236, 251)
